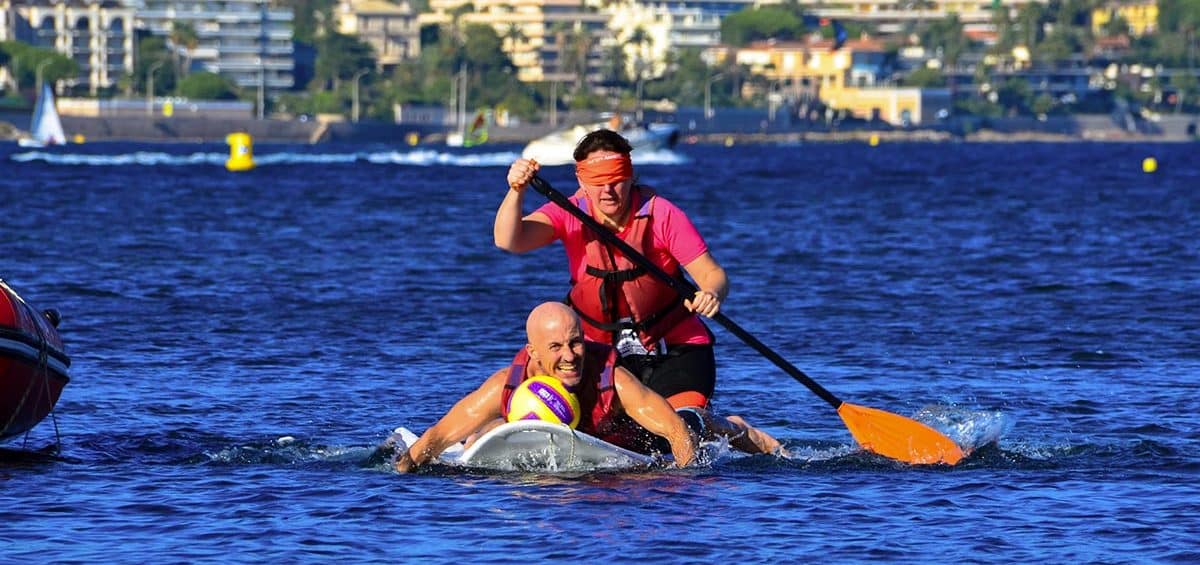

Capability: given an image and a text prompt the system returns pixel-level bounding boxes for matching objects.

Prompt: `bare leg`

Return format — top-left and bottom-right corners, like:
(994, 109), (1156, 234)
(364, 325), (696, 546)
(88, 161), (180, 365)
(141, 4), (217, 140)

(720, 415), (783, 455)
(680, 407), (782, 454)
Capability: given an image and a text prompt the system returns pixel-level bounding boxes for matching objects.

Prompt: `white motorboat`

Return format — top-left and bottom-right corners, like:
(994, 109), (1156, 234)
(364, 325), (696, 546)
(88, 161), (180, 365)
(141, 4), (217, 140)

(521, 118), (679, 166)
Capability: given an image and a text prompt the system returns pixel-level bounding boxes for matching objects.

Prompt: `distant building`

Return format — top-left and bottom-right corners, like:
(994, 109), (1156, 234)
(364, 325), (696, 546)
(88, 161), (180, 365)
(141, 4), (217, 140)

(335, 0), (420, 71)
(420, 0), (608, 84)
(777, 0), (1039, 35)
(1092, 1), (1158, 37)
(605, 0), (758, 80)
(708, 37), (950, 125)
(0, 0), (135, 95)
(136, 0), (295, 93)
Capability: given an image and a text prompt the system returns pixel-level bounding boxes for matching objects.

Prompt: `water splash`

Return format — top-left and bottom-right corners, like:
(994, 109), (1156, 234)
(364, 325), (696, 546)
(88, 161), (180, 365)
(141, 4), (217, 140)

(913, 404), (1013, 454)
(200, 436), (368, 466)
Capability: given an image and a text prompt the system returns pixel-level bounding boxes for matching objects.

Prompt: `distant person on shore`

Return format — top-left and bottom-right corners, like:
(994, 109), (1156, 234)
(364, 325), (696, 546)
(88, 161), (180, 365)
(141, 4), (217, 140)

(392, 302), (697, 472)
(496, 129), (782, 455)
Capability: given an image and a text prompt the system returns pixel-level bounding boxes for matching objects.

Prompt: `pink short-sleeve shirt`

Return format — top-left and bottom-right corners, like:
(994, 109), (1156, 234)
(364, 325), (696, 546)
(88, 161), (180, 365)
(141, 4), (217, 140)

(535, 190), (713, 346)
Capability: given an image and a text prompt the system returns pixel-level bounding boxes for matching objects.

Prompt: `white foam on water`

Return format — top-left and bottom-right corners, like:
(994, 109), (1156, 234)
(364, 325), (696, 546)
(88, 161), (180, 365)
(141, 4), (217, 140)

(11, 150), (225, 166)
(9, 148), (697, 168)
(633, 148), (691, 165)
(914, 404), (1012, 453)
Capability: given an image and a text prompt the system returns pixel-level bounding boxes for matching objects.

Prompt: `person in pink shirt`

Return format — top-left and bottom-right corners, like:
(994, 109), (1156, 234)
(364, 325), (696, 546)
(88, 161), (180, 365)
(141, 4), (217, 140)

(496, 129), (781, 455)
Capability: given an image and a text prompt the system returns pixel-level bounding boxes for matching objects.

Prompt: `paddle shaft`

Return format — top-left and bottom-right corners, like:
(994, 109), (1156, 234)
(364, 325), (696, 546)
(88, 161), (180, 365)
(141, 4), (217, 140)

(529, 176), (844, 409)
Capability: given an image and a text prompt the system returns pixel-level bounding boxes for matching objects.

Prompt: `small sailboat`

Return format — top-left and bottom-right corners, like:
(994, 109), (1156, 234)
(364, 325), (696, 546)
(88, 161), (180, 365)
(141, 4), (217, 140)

(18, 83), (68, 148)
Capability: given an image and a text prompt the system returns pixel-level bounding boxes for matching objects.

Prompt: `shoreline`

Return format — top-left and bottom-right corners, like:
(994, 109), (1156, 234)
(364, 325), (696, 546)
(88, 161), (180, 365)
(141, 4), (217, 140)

(3, 113), (1197, 145)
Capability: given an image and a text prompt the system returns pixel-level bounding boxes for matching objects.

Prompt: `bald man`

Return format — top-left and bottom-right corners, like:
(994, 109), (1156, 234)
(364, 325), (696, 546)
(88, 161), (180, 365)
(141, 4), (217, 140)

(393, 302), (696, 472)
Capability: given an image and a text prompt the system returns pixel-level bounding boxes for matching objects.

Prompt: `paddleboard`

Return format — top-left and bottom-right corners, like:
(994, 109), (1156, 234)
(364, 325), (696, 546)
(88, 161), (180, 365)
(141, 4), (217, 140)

(396, 421), (655, 472)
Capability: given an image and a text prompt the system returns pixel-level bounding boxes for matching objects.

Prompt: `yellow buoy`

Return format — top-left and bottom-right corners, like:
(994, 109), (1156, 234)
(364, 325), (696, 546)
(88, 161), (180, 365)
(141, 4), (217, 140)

(868, 133), (880, 147)
(724, 136), (734, 147)
(225, 132), (255, 172)
(405, 132), (420, 146)
(163, 100), (174, 118)
(1142, 157), (1157, 173)
(72, 134), (86, 144)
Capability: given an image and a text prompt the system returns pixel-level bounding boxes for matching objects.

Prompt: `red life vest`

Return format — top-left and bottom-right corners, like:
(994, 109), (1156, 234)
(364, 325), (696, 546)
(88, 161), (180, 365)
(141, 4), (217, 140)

(501, 341), (624, 443)
(566, 185), (691, 351)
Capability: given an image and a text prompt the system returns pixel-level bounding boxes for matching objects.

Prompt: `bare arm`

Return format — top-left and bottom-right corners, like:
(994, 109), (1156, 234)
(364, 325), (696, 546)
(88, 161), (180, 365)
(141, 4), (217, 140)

(495, 158), (558, 253)
(681, 251), (728, 318)
(613, 368), (696, 467)
(394, 369), (508, 472)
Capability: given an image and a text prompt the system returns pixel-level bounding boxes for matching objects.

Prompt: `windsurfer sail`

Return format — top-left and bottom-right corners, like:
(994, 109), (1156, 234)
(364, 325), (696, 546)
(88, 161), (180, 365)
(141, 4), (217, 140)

(462, 109), (489, 148)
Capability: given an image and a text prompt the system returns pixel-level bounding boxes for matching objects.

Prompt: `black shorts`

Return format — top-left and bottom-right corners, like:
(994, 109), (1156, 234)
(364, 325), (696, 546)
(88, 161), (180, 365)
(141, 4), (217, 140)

(618, 343), (716, 403)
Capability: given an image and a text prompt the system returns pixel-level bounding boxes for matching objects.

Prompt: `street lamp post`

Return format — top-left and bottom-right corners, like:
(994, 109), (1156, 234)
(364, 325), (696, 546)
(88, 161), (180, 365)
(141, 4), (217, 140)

(705, 72), (725, 119)
(8, 55), (20, 92)
(146, 60), (166, 116)
(549, 80), (558, 127)
(352, 69), (369, 123)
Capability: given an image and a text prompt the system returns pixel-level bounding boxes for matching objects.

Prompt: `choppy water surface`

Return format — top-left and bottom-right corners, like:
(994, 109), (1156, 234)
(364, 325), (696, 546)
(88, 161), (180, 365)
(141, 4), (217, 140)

(2, 141), (1198, 561)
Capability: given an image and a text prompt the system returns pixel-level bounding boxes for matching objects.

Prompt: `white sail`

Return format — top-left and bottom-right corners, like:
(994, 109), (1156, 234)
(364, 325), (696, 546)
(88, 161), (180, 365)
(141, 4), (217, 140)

(19, 83), (67, 148)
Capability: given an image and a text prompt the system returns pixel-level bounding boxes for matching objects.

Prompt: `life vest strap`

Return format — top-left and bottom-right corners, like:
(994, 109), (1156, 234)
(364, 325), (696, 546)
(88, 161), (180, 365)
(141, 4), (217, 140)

(584, 264), (646, 283)
(567, 293), (685, 340)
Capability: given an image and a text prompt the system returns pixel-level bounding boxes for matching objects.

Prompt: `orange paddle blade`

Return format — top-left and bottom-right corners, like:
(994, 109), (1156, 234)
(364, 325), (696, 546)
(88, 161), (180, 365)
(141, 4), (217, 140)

(837, 402), (965, 465)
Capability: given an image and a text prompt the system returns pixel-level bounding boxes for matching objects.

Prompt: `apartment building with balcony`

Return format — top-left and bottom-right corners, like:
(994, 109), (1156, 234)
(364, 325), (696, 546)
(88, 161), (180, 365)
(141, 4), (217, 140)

(136, 0), (294, 93)
(606, 0), (756, 79)
(421, 0), (609, 84)
(0, 0), (135, 95)
(335, 0), (420, 70)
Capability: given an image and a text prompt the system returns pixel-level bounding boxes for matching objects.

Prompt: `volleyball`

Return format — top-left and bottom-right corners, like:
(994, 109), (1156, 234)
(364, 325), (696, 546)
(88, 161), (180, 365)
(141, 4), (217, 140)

(506, 375), (582, 429)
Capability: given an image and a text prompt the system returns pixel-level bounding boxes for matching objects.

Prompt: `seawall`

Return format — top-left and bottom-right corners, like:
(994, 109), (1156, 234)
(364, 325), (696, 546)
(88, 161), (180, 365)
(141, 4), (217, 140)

(2, 110), (1197, 144)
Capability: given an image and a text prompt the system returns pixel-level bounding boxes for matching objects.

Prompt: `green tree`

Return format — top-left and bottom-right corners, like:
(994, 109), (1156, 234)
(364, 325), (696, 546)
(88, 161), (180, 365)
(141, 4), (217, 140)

(720, 6), (804, 46)
(313, 32), (376, 90)
(997, 76), (1032, 114)
(0, 41), (78, 94)
(602, 43), (626, 86)
(648, 48), (710, 106)
(1015, 3), (1046, 50)
(1101, 14), (1130, 37)
(1031, 92), (1055, 115)
(134, 36), (177, 95)
(379, 21), (540, 122)
(501, 23), (526, 54)
(169, 21), (200, 77)
(462, 24), (507, 69)
(283, 0), (336, 43)
(1159, 0), (1200, 32)
(1173, 71), (1199, 111)
(563, 25), (594, 92)
(903, 67), (946, 87)
(177, 71), (239, 99)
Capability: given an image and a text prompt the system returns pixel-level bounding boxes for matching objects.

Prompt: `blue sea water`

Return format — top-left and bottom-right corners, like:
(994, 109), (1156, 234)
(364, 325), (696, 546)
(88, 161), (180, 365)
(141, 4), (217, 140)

(2, 140), (1198, 562)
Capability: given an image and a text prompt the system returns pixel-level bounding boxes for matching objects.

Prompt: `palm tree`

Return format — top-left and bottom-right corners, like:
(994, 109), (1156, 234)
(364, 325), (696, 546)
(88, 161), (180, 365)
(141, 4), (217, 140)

(169, 21), (200, 77)
(565, 24), (593, 91)
(502, 23), (526, 56)
(627, 26), (653, 81)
